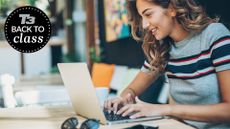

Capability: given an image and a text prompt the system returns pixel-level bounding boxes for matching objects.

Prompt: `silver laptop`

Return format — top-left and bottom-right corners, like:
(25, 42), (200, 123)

(58, 63), (163, 125)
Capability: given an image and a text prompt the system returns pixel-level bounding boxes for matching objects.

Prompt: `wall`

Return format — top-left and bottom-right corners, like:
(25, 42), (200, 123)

(0, 46), (51, 79)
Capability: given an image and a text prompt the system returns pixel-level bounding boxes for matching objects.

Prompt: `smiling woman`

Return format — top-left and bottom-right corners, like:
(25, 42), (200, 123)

(127, 0), (216, 72)
(104, 0), (230, 129)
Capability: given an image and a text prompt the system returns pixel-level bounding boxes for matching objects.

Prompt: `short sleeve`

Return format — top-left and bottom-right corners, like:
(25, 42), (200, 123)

(206, 23), (230, 72)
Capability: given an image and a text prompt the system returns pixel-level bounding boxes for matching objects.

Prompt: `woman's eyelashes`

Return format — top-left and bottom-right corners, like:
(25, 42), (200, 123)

(144, 11), (154, 18)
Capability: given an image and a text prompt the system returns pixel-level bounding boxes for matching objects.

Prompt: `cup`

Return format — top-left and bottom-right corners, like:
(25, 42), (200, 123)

(95, 87), (109, 107)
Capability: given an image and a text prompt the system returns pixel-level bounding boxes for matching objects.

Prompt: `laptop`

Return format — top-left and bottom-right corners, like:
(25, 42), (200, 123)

(57, 63), (163, 125)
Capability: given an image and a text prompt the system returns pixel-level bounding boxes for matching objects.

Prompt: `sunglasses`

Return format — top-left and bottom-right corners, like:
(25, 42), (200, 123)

(61, 117), (100, 129)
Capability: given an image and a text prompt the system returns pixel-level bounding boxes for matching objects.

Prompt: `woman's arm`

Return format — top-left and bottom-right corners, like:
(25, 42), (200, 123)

(118, 70), (230, 123)
(105, 70), (160, 112)
(121, 70), (160, 98)
(169, 70), (230, 123)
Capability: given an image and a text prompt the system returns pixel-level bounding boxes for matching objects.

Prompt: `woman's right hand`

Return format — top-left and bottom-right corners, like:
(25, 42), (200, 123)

(104, 93), (134, 113)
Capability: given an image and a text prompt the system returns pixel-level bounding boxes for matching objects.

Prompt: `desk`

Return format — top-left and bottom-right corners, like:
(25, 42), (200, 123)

(0, 105), (195, 129)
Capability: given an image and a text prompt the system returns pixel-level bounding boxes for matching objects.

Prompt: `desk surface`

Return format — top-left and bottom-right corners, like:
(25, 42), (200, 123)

(0, 105), (195, 129)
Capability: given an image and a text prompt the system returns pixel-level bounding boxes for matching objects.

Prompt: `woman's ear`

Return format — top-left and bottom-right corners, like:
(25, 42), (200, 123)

(167, 4), (176, 17)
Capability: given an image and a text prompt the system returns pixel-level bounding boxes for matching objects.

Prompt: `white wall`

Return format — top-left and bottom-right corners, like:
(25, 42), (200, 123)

(24, 46), (51, 76)
(0, 47), (21, 79)
(0, 46), (51, 78)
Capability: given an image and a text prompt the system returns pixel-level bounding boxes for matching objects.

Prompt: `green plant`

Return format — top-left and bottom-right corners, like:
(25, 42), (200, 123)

(27, 0), (36, 6)
(90, 47), (102, 63)
(62, 53), (79, 63)
(0, 0), (10, 17)
(50, 53), (80, 74)
(50, 66), (59, 74)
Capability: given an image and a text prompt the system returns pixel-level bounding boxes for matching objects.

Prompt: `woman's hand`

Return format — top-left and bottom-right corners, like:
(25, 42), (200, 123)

(116, 97), (171, 119)
(104, 93), (135, 113)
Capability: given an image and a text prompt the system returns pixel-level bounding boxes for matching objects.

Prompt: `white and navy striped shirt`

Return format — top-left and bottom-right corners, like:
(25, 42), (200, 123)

(141, 23), (230, 129)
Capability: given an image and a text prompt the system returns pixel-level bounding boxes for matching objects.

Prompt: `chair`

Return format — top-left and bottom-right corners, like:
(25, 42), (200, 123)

(91, 63), (115, 88)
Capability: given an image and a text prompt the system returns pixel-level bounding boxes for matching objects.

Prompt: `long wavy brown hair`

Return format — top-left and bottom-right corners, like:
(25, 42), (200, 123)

(127, 0), (217, 73)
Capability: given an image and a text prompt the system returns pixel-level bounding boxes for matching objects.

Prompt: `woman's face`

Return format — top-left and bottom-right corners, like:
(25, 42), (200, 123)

(136, 0), (176, 40)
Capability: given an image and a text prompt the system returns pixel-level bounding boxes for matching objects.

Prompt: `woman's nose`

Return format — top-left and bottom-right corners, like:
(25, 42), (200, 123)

(142, 19), (150, 29)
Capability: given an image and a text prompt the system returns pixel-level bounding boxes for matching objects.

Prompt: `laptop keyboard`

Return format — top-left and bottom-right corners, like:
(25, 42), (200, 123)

(103, 109), (130, 121)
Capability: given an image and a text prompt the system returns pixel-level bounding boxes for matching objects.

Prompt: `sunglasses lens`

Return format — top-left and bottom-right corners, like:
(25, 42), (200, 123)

(80, 119), (99, 129)
(61, 117), (78, 129)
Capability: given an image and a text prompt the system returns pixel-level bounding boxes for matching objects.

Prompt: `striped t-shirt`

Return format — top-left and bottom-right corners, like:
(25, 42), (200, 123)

(141, 23), (230, 129)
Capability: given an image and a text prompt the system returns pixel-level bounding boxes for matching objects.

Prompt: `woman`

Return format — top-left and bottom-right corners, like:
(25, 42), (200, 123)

(104, 0), (230, 128)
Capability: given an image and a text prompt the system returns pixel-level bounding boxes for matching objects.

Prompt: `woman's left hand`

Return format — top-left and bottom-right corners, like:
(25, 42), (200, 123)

(116, 97), (171, 119)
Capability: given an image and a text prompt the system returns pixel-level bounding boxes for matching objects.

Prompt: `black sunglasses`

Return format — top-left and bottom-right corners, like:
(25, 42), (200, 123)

(61, 117), (100, 129)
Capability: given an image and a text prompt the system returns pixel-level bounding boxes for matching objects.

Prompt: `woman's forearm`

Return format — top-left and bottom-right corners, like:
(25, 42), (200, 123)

(121, 71), (160, 98)
(168, 103), (230, 123)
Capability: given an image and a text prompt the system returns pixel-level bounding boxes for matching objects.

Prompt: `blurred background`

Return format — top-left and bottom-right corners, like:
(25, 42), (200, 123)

(0, 0), (229, 108)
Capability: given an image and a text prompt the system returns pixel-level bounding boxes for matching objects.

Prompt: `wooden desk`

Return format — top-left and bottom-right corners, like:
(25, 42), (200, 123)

(0, 105), (195, 129)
